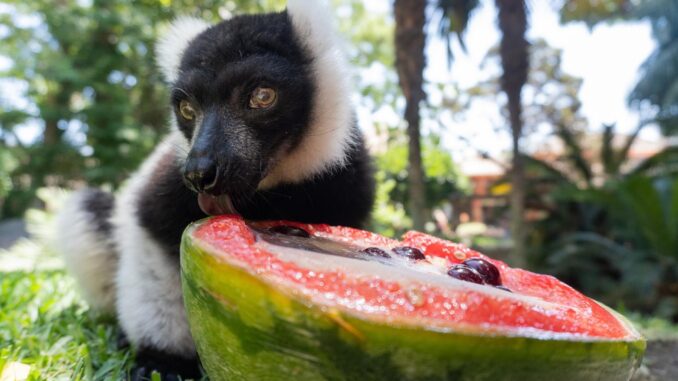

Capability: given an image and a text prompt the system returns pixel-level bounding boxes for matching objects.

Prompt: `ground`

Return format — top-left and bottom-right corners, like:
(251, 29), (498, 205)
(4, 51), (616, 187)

(631, 340), (678, 381)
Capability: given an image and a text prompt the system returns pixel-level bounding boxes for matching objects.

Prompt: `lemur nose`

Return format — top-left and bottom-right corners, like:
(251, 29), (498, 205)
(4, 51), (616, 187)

(184, 157), (218, 193)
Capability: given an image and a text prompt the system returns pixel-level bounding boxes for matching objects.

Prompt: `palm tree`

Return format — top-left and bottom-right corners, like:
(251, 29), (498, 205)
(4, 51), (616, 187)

(393, 0), (529, 260)
(393, 0), (427, 231)
(393, 0), (479, 231)
(629, 0), (678, 136)
(495, 0), (529, 267)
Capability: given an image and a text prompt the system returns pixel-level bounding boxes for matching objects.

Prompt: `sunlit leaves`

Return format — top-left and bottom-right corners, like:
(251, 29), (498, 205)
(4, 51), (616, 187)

(557, 0), (633, 26)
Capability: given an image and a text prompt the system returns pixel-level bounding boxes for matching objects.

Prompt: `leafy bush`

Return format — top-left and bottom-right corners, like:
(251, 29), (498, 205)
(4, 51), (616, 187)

(369, 135), (469, 237)
(525, 124), (678, 319)
(536, 176), (678, 317)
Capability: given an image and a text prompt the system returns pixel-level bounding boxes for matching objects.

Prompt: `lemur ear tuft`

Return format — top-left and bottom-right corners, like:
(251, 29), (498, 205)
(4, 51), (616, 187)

(259, 0), (356, 186)
(286, 0), (344, 57)
(156, 17), (211, 83)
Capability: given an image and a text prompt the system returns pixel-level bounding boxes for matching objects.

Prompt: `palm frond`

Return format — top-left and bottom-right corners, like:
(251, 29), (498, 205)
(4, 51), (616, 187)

(628, 145), (678, 177)
(618, 176), (678, 259)
(555, 124), (593, 185)
(613, 122), (647, 175)
(601, 123), (617, 176)
(523, 154), (576, 186)
(434, 0), (480, 67)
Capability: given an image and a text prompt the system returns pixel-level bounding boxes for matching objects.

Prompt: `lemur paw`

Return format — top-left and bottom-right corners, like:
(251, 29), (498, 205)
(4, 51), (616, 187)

(130, 347), (202, 381)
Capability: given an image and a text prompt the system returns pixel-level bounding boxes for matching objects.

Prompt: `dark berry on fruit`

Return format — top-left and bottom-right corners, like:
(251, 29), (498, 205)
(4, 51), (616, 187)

(361, 247), (391, 258)
(268, 225), (310, 238)
(392, 246), (426, 260)
(463, 258), (502, 286)
(494, 285), (512, 292)
(446, 265), (485, 285)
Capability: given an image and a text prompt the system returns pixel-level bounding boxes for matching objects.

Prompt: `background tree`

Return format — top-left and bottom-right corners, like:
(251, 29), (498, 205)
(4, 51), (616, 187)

(371, 132), (470, 237)
(558, 0), (632, 25)
(629, 0), (678, 135)
(394, 0), (479, 231)
(495, 0), (529, 267)
(393, 0), (428, 231)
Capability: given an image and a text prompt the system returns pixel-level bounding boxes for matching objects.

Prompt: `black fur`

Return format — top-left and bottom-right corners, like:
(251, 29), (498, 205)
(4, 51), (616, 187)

(127, 8), (375, 381)
(81, 188), (115, 235)
(136, 151), (205, 256)
(136, 126), (374, 258)
(235, 130), (375, 226)
(132, 347), (202, 381)
(174, 11), (315, 196)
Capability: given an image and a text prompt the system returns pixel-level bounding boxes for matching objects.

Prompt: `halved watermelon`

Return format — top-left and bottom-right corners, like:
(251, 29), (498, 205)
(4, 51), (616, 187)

(180, 215), (645, 381)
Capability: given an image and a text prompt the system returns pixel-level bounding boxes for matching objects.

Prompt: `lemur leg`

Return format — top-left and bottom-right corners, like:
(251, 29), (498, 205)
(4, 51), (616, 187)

(112, 134), (201, 379)
(115, 233), (200, 379)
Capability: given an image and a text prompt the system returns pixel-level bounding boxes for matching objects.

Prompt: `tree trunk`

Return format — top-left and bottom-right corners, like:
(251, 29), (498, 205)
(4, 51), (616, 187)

(394, 0), (427, 231)
(43, 120), (60, 146)
(495, 0), (529, 267)
(37, 93), (67, 188)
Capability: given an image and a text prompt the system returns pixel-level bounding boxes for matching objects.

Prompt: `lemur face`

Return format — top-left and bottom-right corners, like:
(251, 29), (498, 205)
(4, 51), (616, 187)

(157, 1), (356, 214)
(172, 12), (313, 197)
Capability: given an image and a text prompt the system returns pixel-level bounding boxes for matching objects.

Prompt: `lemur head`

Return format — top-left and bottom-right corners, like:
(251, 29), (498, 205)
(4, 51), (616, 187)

(156, 0), (354, 214)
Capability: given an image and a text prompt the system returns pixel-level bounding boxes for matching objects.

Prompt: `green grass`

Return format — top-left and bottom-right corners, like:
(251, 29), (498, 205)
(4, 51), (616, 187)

(0, 270), (131, 380)
(626, 312), (678, 340)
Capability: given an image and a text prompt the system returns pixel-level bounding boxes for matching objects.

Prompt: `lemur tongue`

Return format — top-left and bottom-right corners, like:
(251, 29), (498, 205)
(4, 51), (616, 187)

(198, 194), (238, 216)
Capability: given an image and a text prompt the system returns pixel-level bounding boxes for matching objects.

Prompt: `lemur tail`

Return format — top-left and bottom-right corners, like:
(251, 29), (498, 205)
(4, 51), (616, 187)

(55, 188), (118, 315)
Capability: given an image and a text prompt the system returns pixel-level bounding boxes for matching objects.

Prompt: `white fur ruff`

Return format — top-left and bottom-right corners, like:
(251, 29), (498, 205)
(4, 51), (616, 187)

(156, 17), (211, 83)
(260, 0), (356, 188)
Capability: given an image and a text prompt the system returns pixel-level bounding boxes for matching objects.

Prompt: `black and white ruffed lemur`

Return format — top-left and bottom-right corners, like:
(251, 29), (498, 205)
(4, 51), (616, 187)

(55, 1), (375, 379)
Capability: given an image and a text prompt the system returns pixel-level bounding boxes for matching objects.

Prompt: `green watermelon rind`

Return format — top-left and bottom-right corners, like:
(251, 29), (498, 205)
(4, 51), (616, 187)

(180, 222), (646, 381)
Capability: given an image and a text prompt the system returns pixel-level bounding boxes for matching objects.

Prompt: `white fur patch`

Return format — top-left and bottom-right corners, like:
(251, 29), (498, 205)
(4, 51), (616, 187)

(259, 0), (356, 188)
(55, 191), (117, 315)
(113, 131), (196, 355)
(156, 17), (211, 83)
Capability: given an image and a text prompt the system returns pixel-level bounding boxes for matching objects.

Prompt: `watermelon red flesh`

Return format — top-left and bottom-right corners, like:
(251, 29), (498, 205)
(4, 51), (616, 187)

(192, 215), (637, 341)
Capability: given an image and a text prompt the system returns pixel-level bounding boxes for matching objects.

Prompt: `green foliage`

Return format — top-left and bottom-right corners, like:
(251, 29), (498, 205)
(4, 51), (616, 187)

(434, 0), (480, 64)
(370, 135), (469, 237)
(377, 136), (469, 209)
(618, 176), (678, 260)
(537, 176), (678, 318)
(629, 0), (678, 135)
(626, 312), (678, 340)
(473, 39), (587, 139)
(558, 0), (632, 26)
(369, 170), (412, 238)
(525, 122), (678, 319)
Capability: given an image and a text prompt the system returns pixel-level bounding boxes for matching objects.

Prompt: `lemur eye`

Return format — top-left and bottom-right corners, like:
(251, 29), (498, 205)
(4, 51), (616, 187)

(249, 87), (277, 109)
(179, 100), (196, 121)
